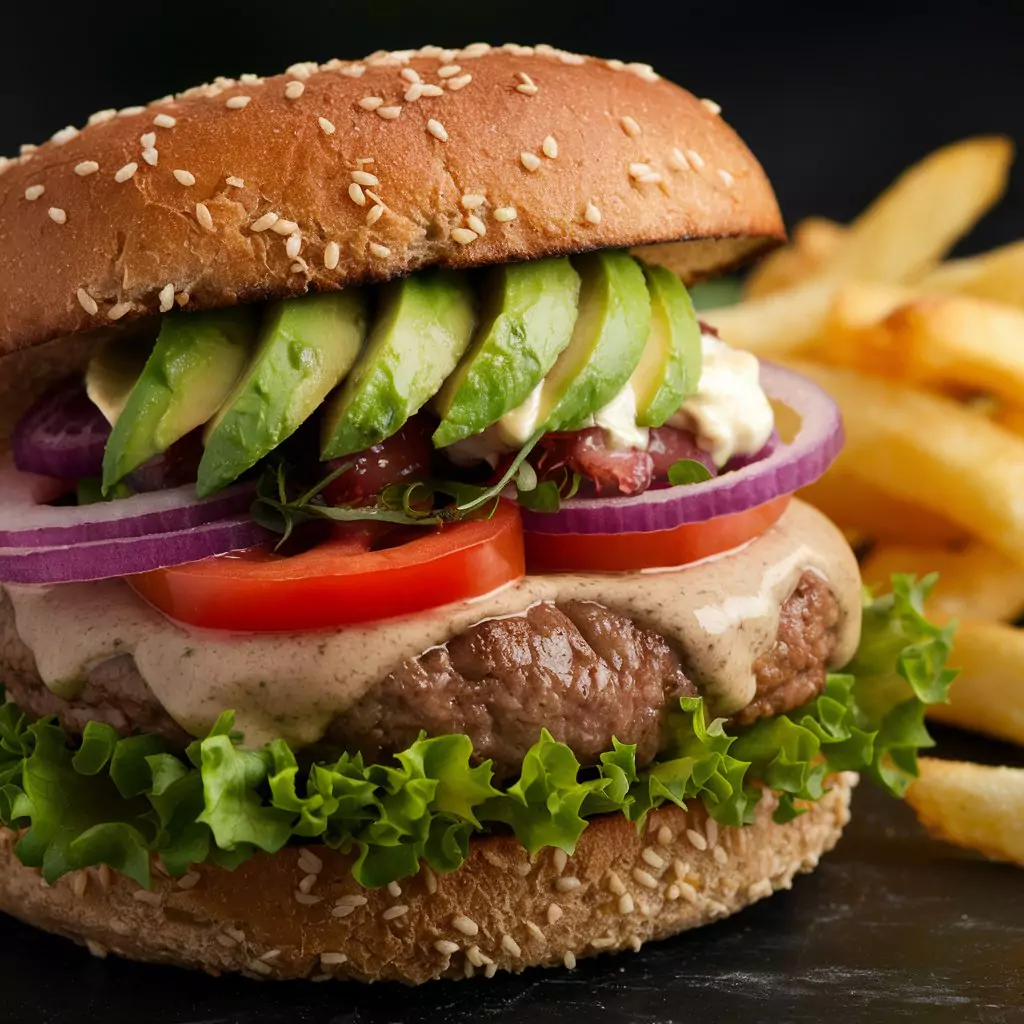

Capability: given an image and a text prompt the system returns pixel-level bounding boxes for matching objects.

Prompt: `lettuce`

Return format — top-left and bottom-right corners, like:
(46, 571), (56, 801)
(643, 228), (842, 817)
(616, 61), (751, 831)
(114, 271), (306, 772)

(0, 575), (954, 889)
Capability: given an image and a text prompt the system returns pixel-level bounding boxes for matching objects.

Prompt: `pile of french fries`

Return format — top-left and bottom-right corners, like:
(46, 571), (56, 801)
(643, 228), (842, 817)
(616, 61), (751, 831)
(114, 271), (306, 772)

(703, 136), (1024, 867)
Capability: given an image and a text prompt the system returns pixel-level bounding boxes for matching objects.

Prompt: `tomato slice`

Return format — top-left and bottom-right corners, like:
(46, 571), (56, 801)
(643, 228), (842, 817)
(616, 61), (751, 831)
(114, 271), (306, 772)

(129, 501), (525, 631)
(524, 496), (791, 574)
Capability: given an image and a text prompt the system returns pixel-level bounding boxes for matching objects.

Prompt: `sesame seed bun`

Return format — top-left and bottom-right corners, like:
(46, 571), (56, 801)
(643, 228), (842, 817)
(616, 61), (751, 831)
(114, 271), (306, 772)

(0, 42), (783, 357)
(0, 774), (853, 984)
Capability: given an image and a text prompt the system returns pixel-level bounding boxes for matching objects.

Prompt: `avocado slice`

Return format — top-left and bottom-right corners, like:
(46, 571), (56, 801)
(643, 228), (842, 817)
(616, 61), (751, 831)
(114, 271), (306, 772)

(197, 291), (369, 498)
(631, 264), (703, 427)
(102, 309), (256, 492)
(432, 258), (581, 448)
(321, 271), (476, 459)
(500, 250), (650, 442)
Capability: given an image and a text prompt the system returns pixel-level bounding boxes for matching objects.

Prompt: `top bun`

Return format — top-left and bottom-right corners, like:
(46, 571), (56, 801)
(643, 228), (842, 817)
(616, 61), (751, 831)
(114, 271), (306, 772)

(0, 42), (783, 357)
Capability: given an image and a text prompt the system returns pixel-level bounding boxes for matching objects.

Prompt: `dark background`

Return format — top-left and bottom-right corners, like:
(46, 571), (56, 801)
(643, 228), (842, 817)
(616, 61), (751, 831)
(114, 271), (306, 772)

(2, 1), (1022, 252)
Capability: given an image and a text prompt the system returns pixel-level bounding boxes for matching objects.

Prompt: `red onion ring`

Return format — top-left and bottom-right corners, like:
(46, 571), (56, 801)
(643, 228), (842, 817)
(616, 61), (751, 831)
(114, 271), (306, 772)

(520, 361), (843, 536)
(0, 516), (268, 585)
(0, 456), (256, 548)
(12, 379), (111, 479)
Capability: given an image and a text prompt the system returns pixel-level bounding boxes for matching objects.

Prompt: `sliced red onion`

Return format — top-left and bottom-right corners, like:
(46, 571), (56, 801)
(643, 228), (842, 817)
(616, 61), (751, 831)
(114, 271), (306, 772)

(0, 516), (268, 584)
(520, 362), (843, 535)
(12, 379), (111, 480)
(723, 428), (779, 473)
(0, 455), (256, 548)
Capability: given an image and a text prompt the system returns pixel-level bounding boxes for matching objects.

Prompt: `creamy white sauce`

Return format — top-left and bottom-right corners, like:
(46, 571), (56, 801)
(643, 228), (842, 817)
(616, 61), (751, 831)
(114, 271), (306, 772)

(3, 501), (861, 749)
(669, 334), (775, 467)
(586, 384), (649, 452)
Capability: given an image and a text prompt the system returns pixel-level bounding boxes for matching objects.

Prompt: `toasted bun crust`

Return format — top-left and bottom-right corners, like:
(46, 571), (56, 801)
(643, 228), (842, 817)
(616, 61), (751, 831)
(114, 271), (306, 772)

(0, 43), (783, 357)
(0, 774), (853, 984)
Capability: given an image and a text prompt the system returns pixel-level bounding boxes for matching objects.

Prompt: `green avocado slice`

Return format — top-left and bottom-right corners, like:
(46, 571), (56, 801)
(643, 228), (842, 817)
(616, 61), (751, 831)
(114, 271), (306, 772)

(101, 309), (256, 492)
(432, 258), (581, 448)
(320, 271), (476, 459)
(196, 291), (369, 498)
(632, 264), (703, 427)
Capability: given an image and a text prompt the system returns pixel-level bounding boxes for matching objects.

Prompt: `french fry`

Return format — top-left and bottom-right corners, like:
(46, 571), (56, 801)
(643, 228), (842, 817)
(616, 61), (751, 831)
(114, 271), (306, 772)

(788, 362), (1024, 565)
(814, 294), (1024, 406)
(744, 218), (844, 298)
(860, 544), (1024, 622)
(906, 758), (1024, 867)
(928, 620), (1024, 746)
(799, 471), (965, 547)
(919, 240), (1024, 308)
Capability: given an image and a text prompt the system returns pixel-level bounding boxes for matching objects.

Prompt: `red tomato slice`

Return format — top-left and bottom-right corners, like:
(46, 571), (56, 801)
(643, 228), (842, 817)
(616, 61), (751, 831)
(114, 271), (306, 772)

(524, 496), (791, 574)
(129, 501), (525, 631)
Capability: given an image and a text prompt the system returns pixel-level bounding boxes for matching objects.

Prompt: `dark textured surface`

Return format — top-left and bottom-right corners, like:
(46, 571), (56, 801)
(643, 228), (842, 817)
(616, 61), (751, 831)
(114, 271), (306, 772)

(1, 726), (1021, 1024)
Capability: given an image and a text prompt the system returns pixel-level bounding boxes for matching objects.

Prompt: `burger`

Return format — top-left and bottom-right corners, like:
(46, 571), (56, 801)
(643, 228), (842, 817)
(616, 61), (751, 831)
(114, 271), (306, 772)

(0, 42), (953, 984)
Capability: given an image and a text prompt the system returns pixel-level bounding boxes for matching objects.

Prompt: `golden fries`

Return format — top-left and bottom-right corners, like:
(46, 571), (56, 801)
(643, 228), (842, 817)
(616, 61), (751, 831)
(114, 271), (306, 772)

(861, 544), (1024, 622)
(920, 240), (1024, 308)
(907, 758), (1024, 866)
(927, 620), (1024, 746)
(745, 218), (844, 298)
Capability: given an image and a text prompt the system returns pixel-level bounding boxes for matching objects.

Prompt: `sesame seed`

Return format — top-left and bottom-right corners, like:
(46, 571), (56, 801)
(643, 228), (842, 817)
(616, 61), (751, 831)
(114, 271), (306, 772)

(678, 881), (698, 903)
(404, 83), (425, 102)
(718, 169), (735, 188)
(516, 82), (539, 96)
(657, 826), (674, 847)
(632, 868), (659, 890)
(365, 204), (384, 226)
(591, 937), (616, 949)
(323, 240), (341, 270)
(140, 131), (157, 149)
(225, 175), (245, 188)
(72, 871), (89, 898)
(348, 182), (366, 206)
(465, 945), (491, 967)
(74, 161), (99, 177)
(714, 846), (729, 866)
(434, 939), (459, 955)
(89, 108), (118, 126)
(175, 291), (190, 307)
(331, 904), (355, 918)
(153, 113), (177, 128)
(555, 876), (581, 893)
(24, 185), (44, 201)
(452, 915), (479, 937)
(493, 206), (517, 223)
(340, 63), (367, 78)
(366, 189), (384, 206)
(627, 61), (659, 82)
(215, 933), (236, 948)
(464, 961), (475, 979)
(76, 288), (98, 315)
(705, 819), (719, 848)
(382, 904), (408, 921)
(542, 135), (558, 158)
(620, 115), (641, 137)
(749, 879), (773, 901)
(226, 95), (251, 109)
(501, 934), (521, 957)
(606, 58), (626, 71)
(285, 80), (306, 100)
(196, 202), (215, 233)
(606, 871), (626, 896)
(173, 169), (196, 186)
(401, 67), (421, 83)
(298, 873), (318, 895)
(239, 73), (264, 85)
(686, 829), (708, 851)
(517, 71), (537, 88)
(451, 227), (478, 245)
(461, 193), (486, 209)
(520, 152), (541, 171)
(320, 952), (348, 966)
(423, 865), (438, 895)
(20, 143), (38, 155)
(638, 171), (664, 184)
(98, 865), (112, 890)
(272, 218), (299, 235)
(673, 859), (690, 882)
(285, 233), (302, 259)
(318, 116), (336, 135)
(132, 888), (162, 907)
(642, 848), (666, 871)
(563, 951), (576, 970)
(427, 119), (448, 141)
(48, 207), (67, 224)
(447, 74), (472, 91)
(251, 211), (280, 231)
(516, 859), (532, 876)
(461, 42), (491, 57)
(294, 892), (322, 906)
(359, 96), (384, 111)
(142, 149), (158, 166)
(158, 284), (176, 313)
(629, 162), (653, 178)
(666, 884), (681, 901)
(86, 940), (109, 959)
(293, 256), (310, 275)
(351, 170), (379, 186)
(377, 105), (402, 119)
(685, 149), (706, 169)
(618, 893), (635, 915)
(419, 84), (444, 97)
(584, 201), (601, 224)
(114, 162), (138, 183)
(51, 125), (79, 146)
(248, 960), (272, 977)
(701, 97), (722, 115)
(466, 214), (487, 236)
(335, 894), (368, 907)
(387, 880), (402, 898)
(546, 903), (563, 925)
(437, 64), (462, 78)
(525, 921), (545, 941)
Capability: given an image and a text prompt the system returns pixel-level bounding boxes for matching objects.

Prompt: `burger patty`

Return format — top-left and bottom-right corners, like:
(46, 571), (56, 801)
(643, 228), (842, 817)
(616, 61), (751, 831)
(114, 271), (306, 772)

(0, 572), (840, 778)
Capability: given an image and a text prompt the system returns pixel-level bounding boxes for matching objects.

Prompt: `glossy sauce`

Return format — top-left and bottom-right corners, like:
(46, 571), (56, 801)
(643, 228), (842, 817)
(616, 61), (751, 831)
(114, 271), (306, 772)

(2, 500), (861, 749)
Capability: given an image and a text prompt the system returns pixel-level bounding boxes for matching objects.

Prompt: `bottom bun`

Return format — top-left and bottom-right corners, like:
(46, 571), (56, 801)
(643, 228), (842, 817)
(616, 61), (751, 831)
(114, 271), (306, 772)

(0, 773), (855, 984)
